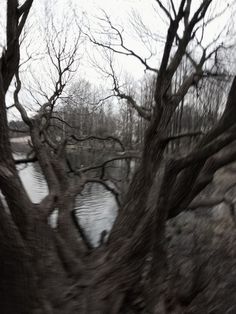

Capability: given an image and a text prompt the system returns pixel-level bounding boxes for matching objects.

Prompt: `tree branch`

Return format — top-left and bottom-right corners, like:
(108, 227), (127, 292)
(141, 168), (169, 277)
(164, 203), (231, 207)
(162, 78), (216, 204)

(70, 134), (125, 152)
(161, 131), (203, 143)
(84, 178), (121, 207)
(84, 12), (158, 73)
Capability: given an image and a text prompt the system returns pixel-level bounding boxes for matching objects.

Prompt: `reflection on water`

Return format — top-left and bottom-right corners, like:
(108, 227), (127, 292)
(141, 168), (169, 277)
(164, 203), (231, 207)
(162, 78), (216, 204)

(16, 153), (118, 247)
(17, 162), (48, 203)
(75, 184), (117, 246)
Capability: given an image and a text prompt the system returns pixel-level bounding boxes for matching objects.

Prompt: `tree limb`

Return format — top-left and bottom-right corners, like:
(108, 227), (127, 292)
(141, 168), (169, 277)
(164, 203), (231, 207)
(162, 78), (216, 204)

(70, 134), (125, 152)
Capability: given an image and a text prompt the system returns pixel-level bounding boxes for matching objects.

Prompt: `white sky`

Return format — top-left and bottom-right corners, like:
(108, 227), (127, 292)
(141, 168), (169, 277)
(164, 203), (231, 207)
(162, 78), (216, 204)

(1, 0), (235, 119)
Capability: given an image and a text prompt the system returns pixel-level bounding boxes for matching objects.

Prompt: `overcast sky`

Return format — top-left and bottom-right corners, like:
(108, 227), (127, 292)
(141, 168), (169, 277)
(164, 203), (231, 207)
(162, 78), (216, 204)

(1, 0), (235, 119)
(52, 1), (233, 73)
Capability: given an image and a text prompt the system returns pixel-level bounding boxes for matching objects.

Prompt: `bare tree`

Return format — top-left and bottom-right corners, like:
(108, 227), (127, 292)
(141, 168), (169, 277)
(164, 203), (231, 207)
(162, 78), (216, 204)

(1, 1), (236, 314)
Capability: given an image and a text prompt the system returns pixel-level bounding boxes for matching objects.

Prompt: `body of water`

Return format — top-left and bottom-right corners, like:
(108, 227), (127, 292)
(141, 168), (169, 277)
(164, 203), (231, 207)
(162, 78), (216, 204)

(16, 154), (119, 247)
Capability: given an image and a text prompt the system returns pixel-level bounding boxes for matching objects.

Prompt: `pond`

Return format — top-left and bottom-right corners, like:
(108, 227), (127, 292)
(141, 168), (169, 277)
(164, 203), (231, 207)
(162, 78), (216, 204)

(16, 152), (121, 247)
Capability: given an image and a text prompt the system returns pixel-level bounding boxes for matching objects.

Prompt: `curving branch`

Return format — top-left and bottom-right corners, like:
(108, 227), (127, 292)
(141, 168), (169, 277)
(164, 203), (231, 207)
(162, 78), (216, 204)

(156, 0), (173, 21)
(166, 76), (236, 219)
(13, 71), (32, 127)
(83, 11), (158, 73)
(79, 151), (140, 175)
(161, 131), (203, 143)
(70, 134), (125, 152)
(108, 60), (151, 121)
(2, 0), (34, 93)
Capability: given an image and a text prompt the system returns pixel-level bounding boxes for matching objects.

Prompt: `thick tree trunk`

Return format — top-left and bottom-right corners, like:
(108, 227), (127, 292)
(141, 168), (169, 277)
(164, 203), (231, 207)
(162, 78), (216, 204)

(0, 172), (167, 313)
(0, 200), (39, 314)
(2, 2), (236, 313)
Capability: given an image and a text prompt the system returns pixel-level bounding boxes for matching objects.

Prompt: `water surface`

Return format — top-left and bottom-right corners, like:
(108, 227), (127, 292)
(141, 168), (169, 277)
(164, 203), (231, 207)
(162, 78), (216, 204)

(16, 154), (118, 247)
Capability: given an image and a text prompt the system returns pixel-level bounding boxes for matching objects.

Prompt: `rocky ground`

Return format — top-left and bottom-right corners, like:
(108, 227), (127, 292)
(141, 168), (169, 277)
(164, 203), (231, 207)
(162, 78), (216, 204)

(164, 164), (236, 313)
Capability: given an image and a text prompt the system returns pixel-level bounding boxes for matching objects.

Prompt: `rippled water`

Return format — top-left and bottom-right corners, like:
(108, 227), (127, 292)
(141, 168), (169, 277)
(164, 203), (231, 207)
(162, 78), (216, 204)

(16, 155), (118, 247)
(75, 184), (118, 246)
(17, 162), (48, 203)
